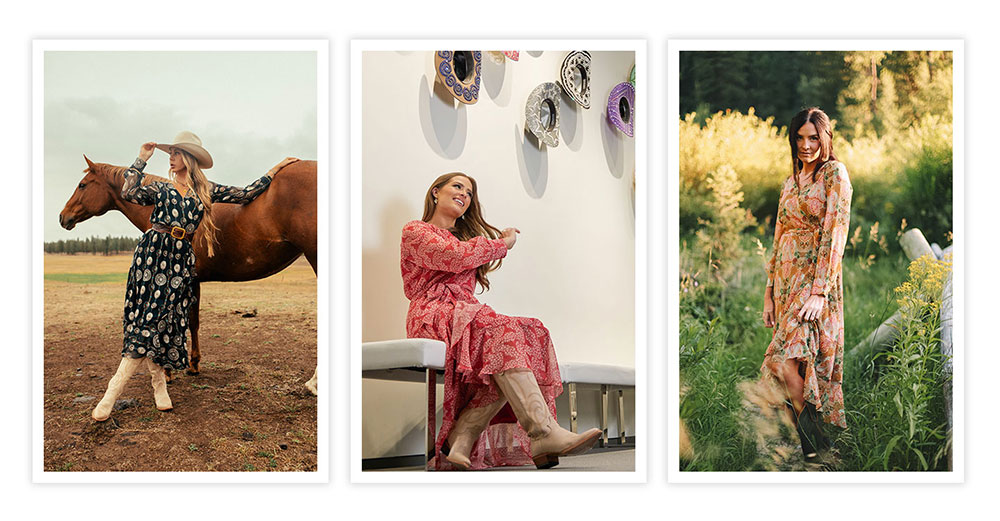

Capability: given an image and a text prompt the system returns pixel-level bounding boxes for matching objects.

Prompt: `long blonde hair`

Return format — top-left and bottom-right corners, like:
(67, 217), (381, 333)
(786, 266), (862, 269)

(174, 150), (219, 257)
(422, 172), (502, 291)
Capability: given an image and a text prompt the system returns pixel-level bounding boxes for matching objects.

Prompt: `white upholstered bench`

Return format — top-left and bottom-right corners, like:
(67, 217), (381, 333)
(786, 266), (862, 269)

(560, 363), (635, 446)
(361, 338), (446, 464)
(362, 339), (636, 465)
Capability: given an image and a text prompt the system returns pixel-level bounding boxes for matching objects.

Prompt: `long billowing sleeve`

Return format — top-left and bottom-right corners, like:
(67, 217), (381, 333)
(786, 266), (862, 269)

(765, 206), (785, 289)
(210, 175), (272, 204)
(811, 162), (852, 297)
(401, 220), (507, 273)
(121, 157), (157, 205)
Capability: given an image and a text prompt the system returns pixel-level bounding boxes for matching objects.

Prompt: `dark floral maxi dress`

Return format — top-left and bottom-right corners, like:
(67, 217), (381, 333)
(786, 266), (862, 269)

(120, 157), (272, 370)
(762, 160), (852, 428)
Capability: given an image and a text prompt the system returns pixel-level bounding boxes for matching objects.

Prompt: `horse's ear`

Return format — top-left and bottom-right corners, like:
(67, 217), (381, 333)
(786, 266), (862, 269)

(83, 155), (95, 170)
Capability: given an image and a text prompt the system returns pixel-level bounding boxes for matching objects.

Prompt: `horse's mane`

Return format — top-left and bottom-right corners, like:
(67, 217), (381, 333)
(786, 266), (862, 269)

(88, 163), (170, 187)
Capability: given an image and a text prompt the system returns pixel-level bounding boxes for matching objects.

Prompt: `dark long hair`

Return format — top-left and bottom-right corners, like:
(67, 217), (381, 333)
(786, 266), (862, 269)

(789, 107), (836, 185)
(421, 172), (503, 291)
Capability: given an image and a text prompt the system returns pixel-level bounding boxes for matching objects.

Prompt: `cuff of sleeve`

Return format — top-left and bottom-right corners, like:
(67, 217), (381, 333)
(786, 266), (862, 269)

(810, 281), (827, 297)
(494, 238), (508, 259)
(132, 157), (147, 171)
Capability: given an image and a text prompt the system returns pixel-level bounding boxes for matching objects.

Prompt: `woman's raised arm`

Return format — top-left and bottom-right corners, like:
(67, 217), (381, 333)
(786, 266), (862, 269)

(121, 142), (159, 206)
(401, 221), (507, 273)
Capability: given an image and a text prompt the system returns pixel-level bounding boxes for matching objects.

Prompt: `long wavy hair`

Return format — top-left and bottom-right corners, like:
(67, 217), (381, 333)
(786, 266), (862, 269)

(789, 107), (836, 185)
(421, 172), (502, 291)
(173, 150), (219, 257)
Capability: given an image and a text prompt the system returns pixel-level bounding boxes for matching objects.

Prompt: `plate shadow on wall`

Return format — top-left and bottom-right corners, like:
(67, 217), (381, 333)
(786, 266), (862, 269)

(559, 93), (583, 152)
(418, 75), (468, 160)
(600, 106), (626, 179)
(483, 54), (512, 107)
(515, 124), (548, 199)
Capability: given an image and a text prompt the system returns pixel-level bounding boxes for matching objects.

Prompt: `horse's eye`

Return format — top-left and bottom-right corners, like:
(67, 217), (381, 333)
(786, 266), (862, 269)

(78, 183), (86, 190)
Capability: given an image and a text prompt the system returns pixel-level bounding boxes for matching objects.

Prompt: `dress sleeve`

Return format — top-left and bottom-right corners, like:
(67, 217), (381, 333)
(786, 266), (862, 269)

(811, 163), (853, 297)
(401, 221), (507, 273)
(210, 175), (272, 204)
(121, 157), (157, 206)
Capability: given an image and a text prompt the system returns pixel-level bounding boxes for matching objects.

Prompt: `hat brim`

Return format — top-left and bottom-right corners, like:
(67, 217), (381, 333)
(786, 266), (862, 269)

(156, 143), (213, 169)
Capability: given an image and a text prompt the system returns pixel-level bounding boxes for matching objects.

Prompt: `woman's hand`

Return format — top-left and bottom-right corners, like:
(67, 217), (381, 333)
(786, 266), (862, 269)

(501, 227), (520, 250)
(762, 292), (775, 328)
(268, 157), (300, 177)
(139, 142), (157, 162)
(797, 295), (827, 322)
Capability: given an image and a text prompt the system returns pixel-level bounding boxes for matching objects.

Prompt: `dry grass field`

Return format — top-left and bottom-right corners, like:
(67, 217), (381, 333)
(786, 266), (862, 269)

(43, 253), (317, 472)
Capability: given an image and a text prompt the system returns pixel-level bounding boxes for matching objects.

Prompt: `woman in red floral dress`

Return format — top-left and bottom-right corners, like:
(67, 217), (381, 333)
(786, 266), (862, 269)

(401, 173), (602, 470)
(762, 108), (852, 461)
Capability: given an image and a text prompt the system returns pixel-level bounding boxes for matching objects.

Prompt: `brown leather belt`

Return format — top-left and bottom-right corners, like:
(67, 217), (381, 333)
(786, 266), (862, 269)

(151, 223), (191, 240)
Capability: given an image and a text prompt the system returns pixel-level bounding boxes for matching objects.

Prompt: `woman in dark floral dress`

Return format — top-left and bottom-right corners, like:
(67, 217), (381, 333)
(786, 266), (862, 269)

(92, 131), (295, 422)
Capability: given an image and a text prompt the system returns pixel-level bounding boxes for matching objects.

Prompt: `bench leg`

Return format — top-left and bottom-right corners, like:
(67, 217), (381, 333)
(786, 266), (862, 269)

(568, 382), (578, 433)
(426, 368), (436, 469)
(618, 388), (626, 445)
(601, 384), (609, 448)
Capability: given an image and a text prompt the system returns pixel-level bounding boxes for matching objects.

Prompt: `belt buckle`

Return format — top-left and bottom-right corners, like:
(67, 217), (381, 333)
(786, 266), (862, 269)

(170, 226), (186, 240)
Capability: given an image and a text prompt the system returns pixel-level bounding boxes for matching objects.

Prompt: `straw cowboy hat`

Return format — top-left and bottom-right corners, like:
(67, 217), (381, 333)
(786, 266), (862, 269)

(156, 131), (213, 169)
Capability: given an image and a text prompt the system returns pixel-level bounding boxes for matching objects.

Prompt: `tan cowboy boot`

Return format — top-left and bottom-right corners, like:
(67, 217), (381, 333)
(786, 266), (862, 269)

(146, 357), (173, 411)
(442, 396), (507, 470)
(493, 369), (602, 469)
(92, 357), (143, 421)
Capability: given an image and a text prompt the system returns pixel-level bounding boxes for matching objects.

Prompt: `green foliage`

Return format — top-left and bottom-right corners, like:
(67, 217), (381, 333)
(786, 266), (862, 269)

(838, 51), (953, 140)
(678, 315), (761, 471)
(695, 165), (757, 284)
(44, 235), (140, 255)
(679, 243), (950, 470)
(679, 109), (786, 232)
(681, 110), (953, 255)
(679, 51), (846, 128)
(839, 256), (952, 471)
(43, 273), (127, 284)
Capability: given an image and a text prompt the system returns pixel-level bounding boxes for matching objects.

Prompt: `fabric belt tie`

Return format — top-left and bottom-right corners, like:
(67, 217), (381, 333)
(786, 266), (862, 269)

(151, 223), (191, 241)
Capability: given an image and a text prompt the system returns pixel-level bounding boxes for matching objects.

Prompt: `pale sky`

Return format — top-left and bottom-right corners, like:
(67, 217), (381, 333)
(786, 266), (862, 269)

(44, 50), (317, 241)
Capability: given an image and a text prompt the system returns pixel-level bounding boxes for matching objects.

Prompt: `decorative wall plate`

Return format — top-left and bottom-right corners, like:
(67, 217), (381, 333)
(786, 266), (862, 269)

(503, 51), (520, 61)
(487, 51), (506, 64)
(607, 82), (635, 137)
(434, 50), (482, 105)
(558, 51), (591, 109)
(525, 82), (561, 147)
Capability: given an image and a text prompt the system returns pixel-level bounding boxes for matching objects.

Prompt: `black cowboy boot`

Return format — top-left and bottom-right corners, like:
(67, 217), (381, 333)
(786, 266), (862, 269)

(796, 403), (830, 461)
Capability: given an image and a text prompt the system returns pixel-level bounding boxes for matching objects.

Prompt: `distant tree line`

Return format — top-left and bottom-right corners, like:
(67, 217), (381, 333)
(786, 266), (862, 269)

(679, 50), (952, 139)
(44, 235), (140, 255)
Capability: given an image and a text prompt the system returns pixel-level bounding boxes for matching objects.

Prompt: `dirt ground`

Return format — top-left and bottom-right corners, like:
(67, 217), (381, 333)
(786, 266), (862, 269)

(43, 253), (317, 472)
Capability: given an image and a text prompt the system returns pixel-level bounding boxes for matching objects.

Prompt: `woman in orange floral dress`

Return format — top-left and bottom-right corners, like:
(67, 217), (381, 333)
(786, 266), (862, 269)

(401, 173), (601, 470)
(762, 107), (852, 460)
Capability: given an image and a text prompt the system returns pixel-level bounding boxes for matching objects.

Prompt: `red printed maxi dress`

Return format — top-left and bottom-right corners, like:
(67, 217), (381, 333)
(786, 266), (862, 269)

(401, 220), (563, 470)
(762, 160), (852, 428)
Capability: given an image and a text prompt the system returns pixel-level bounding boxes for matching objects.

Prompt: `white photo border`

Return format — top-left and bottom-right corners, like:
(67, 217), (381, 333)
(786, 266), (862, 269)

(31, 39), (330, 484)
(350, 39), (648, 484)
(666, 39), (964, 484)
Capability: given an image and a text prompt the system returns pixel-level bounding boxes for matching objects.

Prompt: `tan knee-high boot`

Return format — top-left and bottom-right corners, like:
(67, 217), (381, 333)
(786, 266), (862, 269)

(443, 395), (507, 470)
(146, 357), (173, 411)
(493, 369), (602, 469)
(92, 357), (143, 421)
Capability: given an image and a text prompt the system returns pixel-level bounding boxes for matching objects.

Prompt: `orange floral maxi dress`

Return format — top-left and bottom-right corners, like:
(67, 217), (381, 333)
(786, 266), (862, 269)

(762, 160), (852, 428)
(400, 220), (563, 470)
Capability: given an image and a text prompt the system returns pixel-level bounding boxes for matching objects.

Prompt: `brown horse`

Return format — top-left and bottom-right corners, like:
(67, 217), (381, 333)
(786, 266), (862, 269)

(59, 156), (318, 393)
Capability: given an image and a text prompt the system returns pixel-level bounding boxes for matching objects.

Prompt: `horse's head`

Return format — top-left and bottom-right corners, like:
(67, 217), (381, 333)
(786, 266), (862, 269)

(58, 156), (120, 230)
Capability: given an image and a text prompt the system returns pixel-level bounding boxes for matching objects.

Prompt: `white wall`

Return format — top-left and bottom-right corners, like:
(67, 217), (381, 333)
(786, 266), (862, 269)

(362, 50), (636, 459)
